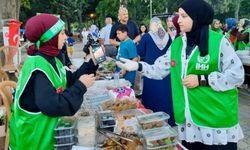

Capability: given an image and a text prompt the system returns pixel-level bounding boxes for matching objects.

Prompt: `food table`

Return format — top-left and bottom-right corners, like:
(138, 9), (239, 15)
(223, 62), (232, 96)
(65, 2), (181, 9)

(53, 78), (187, 150)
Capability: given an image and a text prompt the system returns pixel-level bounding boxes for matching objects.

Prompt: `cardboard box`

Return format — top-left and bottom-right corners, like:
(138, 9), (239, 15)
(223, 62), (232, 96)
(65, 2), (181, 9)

(0, 125), (5, 137)
(0, 136), (5, 150)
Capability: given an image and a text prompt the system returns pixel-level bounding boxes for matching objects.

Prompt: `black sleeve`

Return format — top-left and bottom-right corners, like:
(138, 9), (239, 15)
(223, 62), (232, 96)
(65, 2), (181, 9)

(110, 24), (117, 39)
(236, 32), (249, 43)
(34, 72), (87, 117)
(133, 22), (139, 37)
(66, 59), (98, 87)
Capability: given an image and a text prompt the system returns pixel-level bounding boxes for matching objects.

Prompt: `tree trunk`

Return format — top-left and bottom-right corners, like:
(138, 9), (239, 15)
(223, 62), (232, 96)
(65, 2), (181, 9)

(234, 0), (241, 20)
(1, 0), (19, 19)
(0, 0), (21, 46)
(78, 4), (83, 25)
(66, 16), (71, 33)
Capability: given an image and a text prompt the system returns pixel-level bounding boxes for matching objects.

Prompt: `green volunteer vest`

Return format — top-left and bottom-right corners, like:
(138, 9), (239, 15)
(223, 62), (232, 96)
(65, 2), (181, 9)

(227, 29), (237, 49)
(170, 30), (238, 128)
(237, 29), (250, 50)
(212, 28), (223, 35)
(10, 55), (67, 150)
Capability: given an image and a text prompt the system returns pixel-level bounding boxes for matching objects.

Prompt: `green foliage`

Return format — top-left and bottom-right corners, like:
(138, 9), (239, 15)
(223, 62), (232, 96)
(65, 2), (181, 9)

(21, 0), (31, 9)
(19, 0), (250, 30)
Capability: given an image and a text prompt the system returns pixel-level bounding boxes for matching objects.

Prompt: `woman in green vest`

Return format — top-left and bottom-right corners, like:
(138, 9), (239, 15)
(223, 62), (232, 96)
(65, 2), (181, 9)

(226, 18), (238, 49)
(116, 0), (244, 150)
(236, 19), (250, 50)
(9, 14), (98, 150)
(211, 19), (223, 34)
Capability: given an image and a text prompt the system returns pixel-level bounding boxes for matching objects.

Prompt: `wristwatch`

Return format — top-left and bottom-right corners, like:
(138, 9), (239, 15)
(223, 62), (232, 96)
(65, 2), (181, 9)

(199, 75), (207, 86)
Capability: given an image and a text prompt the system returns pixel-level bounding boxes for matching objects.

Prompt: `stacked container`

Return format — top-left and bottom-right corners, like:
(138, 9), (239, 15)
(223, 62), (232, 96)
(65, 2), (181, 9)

(54, 119), (76, 150)
(98, 110), (116, 132)
(136, 112), (178, 149)
(76, 116), (96, 147)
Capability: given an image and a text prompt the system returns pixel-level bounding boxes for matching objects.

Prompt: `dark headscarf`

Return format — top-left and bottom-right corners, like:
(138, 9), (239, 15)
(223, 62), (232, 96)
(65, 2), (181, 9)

(172, 15), (181, 38)
(180, 0), (214, 56)
(243, 19), (250, 29)
(25, 14), (62, 56)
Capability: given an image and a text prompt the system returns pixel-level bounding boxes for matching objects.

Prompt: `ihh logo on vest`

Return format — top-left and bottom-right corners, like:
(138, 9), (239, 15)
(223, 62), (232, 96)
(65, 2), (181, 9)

(196, 55), (210, 71)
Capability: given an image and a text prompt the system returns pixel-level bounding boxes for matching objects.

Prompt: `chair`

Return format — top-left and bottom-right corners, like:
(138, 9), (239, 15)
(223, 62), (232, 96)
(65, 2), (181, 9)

(0, 69), (9, 106)
(0, 69), (9, 82)
(0, 81), (16, 150)
(0, 46), (19, 72)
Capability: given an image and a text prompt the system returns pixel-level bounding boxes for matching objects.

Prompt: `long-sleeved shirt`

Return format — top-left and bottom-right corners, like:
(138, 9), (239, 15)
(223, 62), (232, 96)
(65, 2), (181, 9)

(139, 35), (244, 144)
(140, 37), (244, 92)
(236, 30), (249, 44)
(20, 52), (98, 117)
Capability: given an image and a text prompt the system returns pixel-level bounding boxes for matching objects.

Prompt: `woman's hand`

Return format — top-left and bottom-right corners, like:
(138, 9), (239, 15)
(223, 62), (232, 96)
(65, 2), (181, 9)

(79, 74), (96, 88)
(116, 58), (139, 71)
(182, 74), (199, 88)
(120, 69), (126, 77)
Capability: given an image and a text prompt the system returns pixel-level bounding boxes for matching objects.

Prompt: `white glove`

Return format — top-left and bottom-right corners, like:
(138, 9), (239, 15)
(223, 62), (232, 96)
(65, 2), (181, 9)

(116, 58), (139, 71)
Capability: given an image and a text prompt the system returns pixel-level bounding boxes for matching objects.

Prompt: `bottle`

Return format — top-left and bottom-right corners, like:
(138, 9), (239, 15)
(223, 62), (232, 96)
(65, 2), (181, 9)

(113, 72), (120, 88)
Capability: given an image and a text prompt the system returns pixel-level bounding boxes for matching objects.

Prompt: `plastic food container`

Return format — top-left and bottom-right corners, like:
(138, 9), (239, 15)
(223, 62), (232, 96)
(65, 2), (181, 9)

(54, 142), (74, 150)
(115, 109), (145, 134)
(54, 119), (76, 137)
(76, 116), (96, 147)
(136, 112), (170, 130)
(98, 111), (116, 132)
(82, 94), (113, 114)
(55, 135), (75, 144)
(142, 126), (178, 149)
(117, 109), (144, 120)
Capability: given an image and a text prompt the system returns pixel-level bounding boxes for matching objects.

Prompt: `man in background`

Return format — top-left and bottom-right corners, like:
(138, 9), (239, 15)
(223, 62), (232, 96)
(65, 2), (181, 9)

(99, 17), (117, 58)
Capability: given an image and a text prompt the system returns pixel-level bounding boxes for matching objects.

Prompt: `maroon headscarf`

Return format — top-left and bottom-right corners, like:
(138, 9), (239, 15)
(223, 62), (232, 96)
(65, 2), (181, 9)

(172, 15), (181, 38)
(25, 14), (62, 56)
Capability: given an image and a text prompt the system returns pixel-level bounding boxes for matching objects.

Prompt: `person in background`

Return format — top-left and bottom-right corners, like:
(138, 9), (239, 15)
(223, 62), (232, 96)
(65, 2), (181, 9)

(236, 19), (250, 50)
(116, 0), (244, 149)
(81, 27), (89, 48)
(211, 19), (223, 34)
(89, 24), (99, 42)
(99, 16), (117, 58)
(67, 32), (75, 57)
(226, 18), (238, 48)
(116, 24), (139, 86)
(110, 6), (140, 47)
(139, 24), (148, 38)
(57, 43), (76, 71)
(137, 17), (174, 125)
(134, 23), (148, 97)
(166, 16), (177, 40)
(10, 14), (98, 150)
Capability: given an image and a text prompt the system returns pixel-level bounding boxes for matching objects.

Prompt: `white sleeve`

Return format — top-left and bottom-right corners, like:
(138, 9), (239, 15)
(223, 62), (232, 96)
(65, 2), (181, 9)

(99, 28), (105, 39)
(140, 50), (171, 80)
(208, 37), (244, 91)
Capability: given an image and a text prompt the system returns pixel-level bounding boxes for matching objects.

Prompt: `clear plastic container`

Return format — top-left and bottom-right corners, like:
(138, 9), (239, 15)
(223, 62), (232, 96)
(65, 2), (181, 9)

(142, 126), (178, 149)
(54, 142), (74, 150)
(115, 109), (145, 134)
(98, 111), (116, 132)
(76, 116), (96, 147)
(54, 119), (76, 137)
(117, 109), (144, 120)
(113, 72), (120, 88)
(55, 135), (75, 144)
(136, 112), (170, 130)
